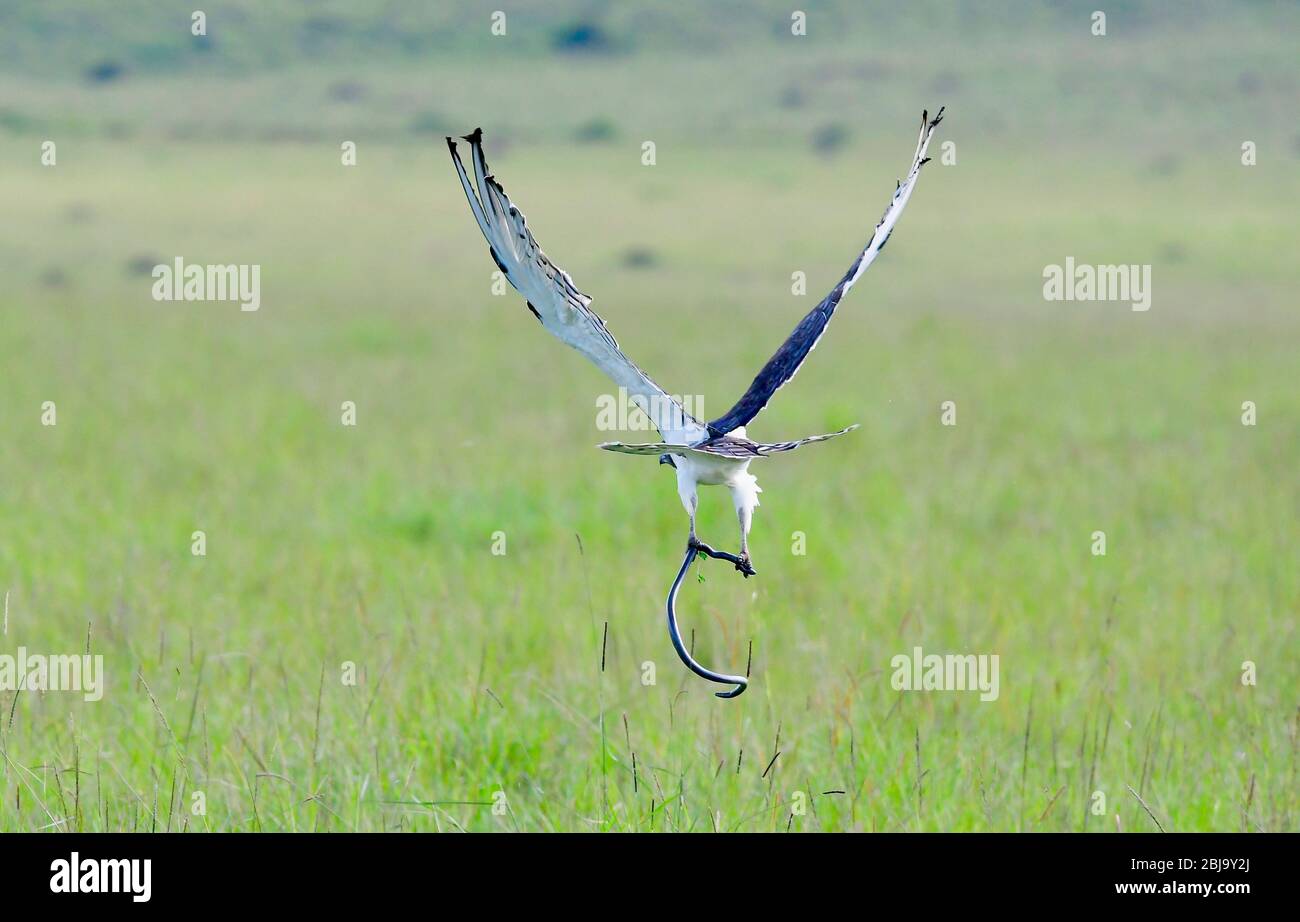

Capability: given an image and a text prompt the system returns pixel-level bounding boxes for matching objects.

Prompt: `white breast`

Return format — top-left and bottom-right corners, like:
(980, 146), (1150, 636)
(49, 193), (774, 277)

(681, 451), (751, 487)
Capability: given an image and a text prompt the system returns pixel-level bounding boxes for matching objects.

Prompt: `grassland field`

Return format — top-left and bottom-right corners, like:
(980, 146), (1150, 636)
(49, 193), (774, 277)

(0, 1), (1296, 832)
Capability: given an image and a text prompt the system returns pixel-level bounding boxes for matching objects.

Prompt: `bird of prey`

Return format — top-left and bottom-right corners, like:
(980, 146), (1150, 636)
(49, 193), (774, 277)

(446, 109), (942, 582)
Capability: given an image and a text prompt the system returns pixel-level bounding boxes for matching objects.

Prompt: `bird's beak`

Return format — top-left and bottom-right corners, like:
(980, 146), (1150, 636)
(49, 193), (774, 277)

(659, 453), (676, 468)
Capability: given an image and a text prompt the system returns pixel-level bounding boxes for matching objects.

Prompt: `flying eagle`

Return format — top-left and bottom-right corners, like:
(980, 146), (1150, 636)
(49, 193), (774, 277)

(447, 110), (943, 691)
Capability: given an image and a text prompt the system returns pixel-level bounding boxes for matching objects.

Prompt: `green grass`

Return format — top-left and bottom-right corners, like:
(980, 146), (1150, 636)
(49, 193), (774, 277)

(0, 2), (1296, 832)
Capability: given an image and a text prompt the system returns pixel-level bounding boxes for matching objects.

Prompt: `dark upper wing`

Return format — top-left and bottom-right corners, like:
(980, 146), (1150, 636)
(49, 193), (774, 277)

(706, 108), (943, 438)
(446, 129), (708, 445)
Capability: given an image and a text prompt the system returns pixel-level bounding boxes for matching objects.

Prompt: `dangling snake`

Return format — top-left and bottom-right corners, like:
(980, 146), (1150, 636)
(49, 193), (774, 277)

(665, 539), (754, 699)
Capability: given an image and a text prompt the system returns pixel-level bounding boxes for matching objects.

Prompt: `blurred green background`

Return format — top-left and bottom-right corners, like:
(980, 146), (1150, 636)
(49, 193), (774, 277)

(0, 1), (1296, 831)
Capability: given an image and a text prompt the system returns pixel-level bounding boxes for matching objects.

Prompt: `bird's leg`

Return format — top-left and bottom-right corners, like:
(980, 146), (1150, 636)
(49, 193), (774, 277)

(685, 495), (704, 555)
(679, 474), (701, 549)
(736, 509), (750, 571)
(737, 542), (751, 575)
(733, 486), (756, 577)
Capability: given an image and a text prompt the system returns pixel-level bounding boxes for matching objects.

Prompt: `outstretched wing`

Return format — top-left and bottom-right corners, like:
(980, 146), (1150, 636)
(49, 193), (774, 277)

(706, 108), (944, 438)
(754, 424), (859, 454)
(447, 129), (707, 445)
(600, 424), (858, 461)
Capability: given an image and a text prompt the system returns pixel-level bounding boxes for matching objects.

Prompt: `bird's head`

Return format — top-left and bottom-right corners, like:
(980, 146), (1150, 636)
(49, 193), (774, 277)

(659, 453), (677, 469)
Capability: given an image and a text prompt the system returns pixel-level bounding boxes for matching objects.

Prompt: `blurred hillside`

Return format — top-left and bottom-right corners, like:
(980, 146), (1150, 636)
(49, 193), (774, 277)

(0, 0), (1296, 149)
